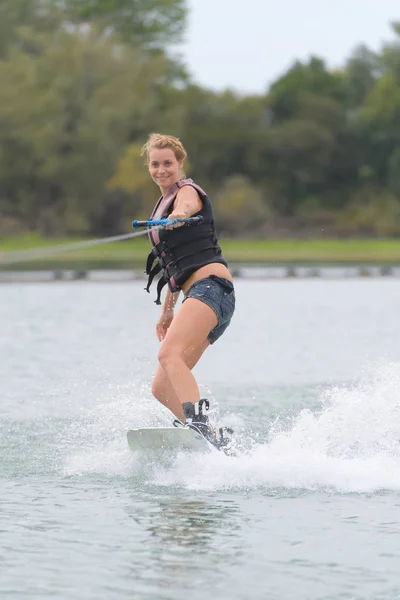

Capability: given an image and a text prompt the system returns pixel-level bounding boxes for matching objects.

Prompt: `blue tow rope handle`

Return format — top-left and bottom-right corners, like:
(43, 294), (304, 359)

(132, 216), (203, 229)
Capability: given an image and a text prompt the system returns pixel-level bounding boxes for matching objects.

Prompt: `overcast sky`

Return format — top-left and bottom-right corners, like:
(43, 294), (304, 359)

(176, 0), (399, 94)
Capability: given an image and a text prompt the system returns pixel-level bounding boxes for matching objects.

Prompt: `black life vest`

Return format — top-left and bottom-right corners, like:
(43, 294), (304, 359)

(145, 178), (227, 304)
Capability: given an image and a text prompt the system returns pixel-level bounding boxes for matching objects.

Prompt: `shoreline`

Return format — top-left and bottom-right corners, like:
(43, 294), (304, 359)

(1, 264), (400, 283)
(2, 237), (400, 272)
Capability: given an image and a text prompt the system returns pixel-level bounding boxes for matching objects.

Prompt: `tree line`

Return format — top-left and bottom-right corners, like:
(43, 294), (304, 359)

(1, 0), (400, 238)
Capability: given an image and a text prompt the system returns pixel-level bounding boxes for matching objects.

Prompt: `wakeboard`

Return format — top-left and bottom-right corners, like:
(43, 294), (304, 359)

(127, 427), (210, 452)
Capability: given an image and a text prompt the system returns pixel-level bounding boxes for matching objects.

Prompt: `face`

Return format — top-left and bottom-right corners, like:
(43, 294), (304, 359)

(148, 148), (182, 190)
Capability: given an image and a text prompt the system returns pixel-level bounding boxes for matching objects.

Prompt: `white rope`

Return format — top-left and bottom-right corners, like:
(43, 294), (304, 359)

(0, 229), (153, 266)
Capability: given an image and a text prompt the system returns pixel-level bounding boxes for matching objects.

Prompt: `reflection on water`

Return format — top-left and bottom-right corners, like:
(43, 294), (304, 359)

(125, 494), (245, 593)
(128, 494), (242, 550)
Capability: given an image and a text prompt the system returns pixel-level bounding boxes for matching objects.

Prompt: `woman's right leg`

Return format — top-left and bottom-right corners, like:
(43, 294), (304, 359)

(151, 338), (210, 422)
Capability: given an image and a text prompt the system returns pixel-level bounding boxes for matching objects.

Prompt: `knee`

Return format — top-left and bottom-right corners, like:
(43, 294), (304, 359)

(157, 344), (180, 370)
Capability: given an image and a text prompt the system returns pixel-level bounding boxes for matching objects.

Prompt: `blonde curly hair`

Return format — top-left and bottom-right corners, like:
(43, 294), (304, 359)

(140, 133), (187, 164)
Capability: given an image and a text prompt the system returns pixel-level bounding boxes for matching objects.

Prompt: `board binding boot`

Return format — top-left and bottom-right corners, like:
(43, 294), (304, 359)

(180, 399), (235, 454)
(182, 399), (215, 443)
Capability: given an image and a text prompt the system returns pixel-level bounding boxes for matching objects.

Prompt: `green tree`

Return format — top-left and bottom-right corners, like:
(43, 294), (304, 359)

(381, 22), (400, 82)
(387, 148), (400, 197)
(173, 86), (270, 185)
(0, 25), (172, 234)
(267, 56), (348, 123)
(359, 74), (400, 187)
(0, 0), (63, 57)
(62, 0), (187, 50)
(345, 45), (380, 107)
(0, 0), (187, 57)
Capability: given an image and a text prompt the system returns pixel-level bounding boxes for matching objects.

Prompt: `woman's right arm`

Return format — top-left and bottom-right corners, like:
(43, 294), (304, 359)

(156, 289), (180, 341)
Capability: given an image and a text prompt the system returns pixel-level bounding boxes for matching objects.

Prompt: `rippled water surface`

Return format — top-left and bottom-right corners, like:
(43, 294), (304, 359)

(2, 279), (400, 599)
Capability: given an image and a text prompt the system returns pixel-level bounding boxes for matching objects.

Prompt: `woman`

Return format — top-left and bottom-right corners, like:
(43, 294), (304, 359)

(141, 133), (235, 448)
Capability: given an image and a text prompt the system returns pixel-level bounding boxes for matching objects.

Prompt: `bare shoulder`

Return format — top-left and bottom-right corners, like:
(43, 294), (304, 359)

(174, 184), (202, 213)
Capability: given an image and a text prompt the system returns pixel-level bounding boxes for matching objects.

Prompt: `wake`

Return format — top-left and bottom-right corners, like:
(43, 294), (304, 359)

(63, 363), (400, 493)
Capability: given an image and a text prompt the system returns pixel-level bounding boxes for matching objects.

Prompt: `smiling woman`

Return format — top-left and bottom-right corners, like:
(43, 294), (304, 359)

(139, 133), (236, 450)
(145, 135), (188, 194)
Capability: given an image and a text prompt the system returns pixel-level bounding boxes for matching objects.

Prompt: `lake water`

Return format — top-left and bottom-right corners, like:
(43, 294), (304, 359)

(2, 279), (400, 599)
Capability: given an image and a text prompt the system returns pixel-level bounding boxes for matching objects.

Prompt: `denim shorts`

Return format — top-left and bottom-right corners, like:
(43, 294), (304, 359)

(183, 275), (235, 344)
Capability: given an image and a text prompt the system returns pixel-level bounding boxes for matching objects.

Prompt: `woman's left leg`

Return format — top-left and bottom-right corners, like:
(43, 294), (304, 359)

(152, 338), (210, 421)
(157, 297), (218, 407)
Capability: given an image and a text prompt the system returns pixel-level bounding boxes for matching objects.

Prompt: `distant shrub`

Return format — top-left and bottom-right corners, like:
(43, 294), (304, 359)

(213, 176), (272, 236)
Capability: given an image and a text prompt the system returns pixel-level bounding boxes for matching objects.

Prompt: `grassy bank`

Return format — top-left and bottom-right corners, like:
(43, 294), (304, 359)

(1, 235), (400, 270)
